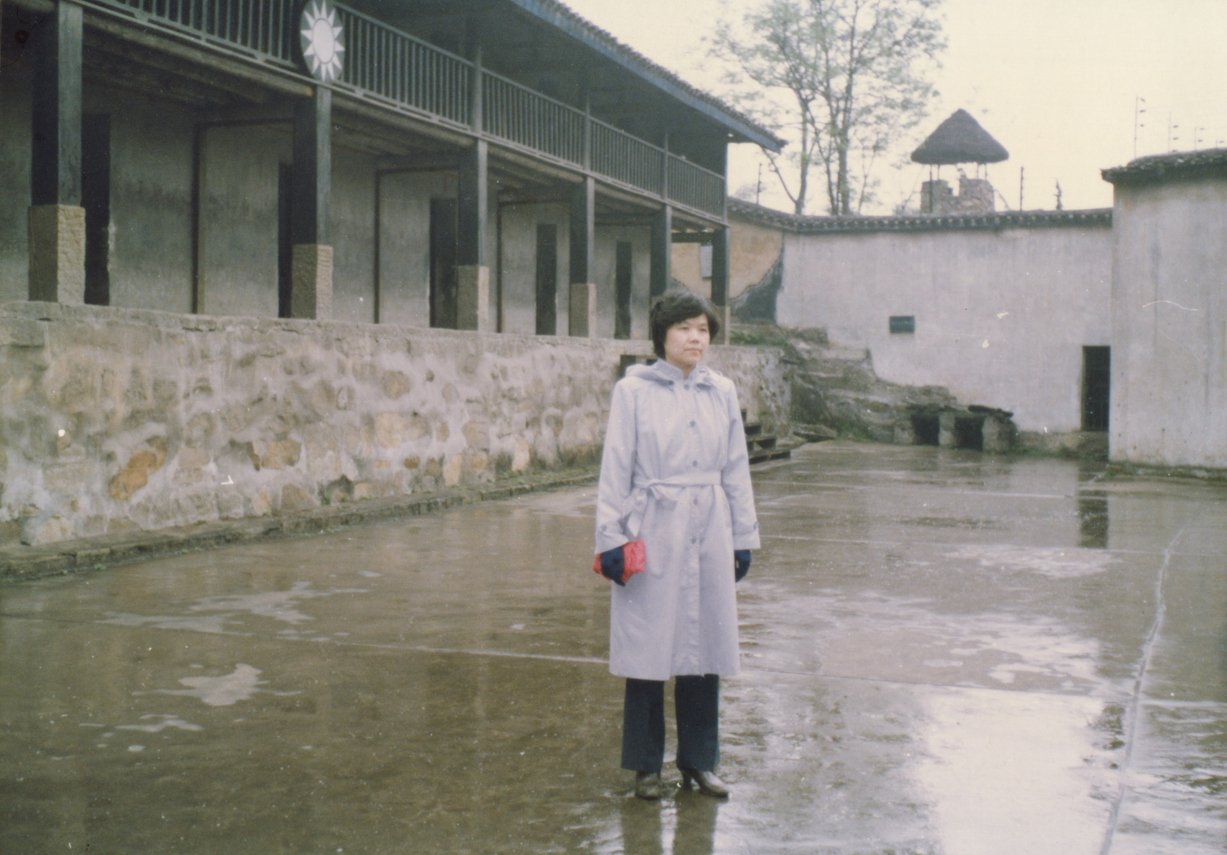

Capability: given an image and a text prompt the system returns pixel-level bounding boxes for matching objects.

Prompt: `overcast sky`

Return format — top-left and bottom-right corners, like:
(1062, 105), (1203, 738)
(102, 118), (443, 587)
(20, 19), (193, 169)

(562, 0), (1227, 214)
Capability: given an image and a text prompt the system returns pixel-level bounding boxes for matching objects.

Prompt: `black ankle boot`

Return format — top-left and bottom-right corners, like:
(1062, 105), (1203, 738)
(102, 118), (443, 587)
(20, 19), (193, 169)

(634, 771), (662, 800)
(680, 768), (729, 798)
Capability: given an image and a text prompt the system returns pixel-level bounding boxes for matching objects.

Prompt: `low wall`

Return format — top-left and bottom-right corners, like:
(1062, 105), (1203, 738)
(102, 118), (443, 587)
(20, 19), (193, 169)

(0, 302), (790, 547)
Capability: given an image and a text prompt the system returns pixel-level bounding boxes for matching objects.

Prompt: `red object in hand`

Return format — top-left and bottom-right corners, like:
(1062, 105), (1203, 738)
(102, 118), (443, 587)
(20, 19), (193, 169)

(592, 540), (647, 583)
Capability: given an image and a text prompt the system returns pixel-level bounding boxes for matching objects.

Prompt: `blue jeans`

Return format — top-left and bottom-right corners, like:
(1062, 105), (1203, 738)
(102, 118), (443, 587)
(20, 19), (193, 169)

(621, 675), (720, 773)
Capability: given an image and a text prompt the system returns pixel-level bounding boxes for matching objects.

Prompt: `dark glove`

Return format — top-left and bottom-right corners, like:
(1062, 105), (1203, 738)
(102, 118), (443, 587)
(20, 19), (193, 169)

(734, 549), (752, 582)
(599, 547), (626, 586)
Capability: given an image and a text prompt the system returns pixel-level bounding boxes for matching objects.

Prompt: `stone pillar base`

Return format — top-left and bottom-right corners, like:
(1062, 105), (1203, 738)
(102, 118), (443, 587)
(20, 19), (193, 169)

(982, 415), (1013, 453)
(457, 264), (491, 331)
(938, 411), (957, 449)
(28, 205), (86, 304)
(893, 420), (917, 446)
(569, 282), (596, 337)
(291, 244), (333, 320)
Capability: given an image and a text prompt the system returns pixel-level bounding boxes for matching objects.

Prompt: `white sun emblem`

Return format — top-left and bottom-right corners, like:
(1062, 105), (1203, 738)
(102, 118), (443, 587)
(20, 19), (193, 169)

(299, 0), (345, 83)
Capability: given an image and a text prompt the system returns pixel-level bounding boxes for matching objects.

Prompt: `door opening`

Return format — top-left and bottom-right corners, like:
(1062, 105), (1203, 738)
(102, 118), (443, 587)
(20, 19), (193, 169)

(615, 241), (633, 340)
(430, 198), (459, 329)
(277, 163), (293, 318)
(82, 114), (111, 306)
(535, 224), (558, 335)
(1082, 346), (1110, 432)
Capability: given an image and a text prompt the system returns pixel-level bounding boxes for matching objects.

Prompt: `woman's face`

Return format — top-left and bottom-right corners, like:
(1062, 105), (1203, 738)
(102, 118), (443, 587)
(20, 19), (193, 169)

(663, 314), (711, 376)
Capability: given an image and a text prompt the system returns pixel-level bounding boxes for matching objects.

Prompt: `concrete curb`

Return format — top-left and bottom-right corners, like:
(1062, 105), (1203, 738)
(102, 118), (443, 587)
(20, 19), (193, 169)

(0, 468), (598, 582)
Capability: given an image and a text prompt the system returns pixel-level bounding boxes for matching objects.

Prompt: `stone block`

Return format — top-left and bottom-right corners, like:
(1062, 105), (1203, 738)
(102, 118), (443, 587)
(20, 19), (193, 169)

(467, 451), (489, 474)
(21, 513), (74, 546)
(352, 481), (384, 501)
(109, 445), (167, 501)
(184, 413), (215, 448)
(456, 265), (491, 331)
(0, 320), (47, 347)
(512, 438), (532, 472)
(28, 205), (86, 304)
(463, 419), (489, 448)
(281, 483), (316, 512)
(374, 412), (408, 450)
(569, 282), (596, 337)
(381, 371), (412, 399)
(982, 416), (1014, 453)
(443, 455), (463, 487)
(44, 460), (98, 493)
(260, 439), (302, 470)
(938, 411), (957, 449)
(290, 243), (334, 320)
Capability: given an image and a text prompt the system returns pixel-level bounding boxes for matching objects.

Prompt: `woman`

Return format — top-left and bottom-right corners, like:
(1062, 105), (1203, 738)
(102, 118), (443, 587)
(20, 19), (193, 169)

(594, 290), (760, 801)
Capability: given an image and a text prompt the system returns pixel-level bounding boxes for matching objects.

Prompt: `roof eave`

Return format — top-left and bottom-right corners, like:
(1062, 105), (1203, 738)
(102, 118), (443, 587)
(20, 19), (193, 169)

(1102, 148), (1227, 187)
(504, 0), (784, 152)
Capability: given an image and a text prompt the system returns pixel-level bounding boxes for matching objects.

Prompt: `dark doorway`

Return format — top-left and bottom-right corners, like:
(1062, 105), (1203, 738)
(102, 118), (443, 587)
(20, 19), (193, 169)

(429, 198), (458, 328)
(535, 224), (557, 335)
(82, 114), (110, 306)
(430, 198), (459, 329)
(954, 416), (985, 451)
(1082, 346), (1110, 432)
(277, 163), (293, 318)
(911, 414), (940, 446)
(615, 241), (633, 340)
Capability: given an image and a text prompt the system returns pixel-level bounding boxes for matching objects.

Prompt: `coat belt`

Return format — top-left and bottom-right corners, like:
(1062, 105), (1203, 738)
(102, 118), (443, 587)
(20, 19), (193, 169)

(624, 471), (722, 538)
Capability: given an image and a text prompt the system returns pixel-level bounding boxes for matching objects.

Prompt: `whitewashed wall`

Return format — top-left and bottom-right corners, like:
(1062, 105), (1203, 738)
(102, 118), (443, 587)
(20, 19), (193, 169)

(1109, 176), (1227, 469)
(775, 221), (1113, 435)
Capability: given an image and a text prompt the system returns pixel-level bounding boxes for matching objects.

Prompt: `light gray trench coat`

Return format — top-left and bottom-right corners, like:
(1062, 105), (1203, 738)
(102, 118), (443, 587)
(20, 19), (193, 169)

(594, 359), (761, 681)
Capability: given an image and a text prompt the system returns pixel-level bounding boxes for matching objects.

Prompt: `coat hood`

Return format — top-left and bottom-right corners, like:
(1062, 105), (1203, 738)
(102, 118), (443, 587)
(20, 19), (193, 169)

(626, 360), (715, 387)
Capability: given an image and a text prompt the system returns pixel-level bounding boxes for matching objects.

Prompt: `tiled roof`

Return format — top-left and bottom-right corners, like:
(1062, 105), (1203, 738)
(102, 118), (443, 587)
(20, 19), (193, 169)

(1102, 148), (1227, 186)
(728, 198), (1112, 233)
(511, 0), (784, 150)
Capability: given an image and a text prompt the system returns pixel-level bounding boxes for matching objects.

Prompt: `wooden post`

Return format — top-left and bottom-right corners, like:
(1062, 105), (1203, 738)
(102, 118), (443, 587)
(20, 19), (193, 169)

(28, 0), (85, 303)
(290, 87), (333, 319)
(711, 226), (730, 343)
(649, 205), (672, 299)
(569, 177), (596, 337)
(457, 140), (490, 331)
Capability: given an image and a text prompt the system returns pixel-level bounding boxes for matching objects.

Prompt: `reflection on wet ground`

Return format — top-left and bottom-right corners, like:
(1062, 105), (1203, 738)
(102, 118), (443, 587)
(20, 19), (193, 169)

(1, 441), (1225, 853)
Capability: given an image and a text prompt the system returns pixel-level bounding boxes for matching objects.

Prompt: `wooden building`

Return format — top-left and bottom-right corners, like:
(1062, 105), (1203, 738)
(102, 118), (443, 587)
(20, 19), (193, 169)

(1, 0), (781, 336)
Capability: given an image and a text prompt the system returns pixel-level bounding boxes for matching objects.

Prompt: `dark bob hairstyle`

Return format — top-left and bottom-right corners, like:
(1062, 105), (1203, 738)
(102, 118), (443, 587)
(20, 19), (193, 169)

(649, 290), (721, 359)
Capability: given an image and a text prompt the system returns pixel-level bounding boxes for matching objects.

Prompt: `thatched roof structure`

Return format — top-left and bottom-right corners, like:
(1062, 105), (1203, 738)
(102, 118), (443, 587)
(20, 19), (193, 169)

(911, 109), (1008, 165)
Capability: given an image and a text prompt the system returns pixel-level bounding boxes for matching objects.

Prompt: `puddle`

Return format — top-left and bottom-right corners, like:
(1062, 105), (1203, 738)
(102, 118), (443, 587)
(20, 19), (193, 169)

(103, 580), (367, 633)
(915, 689), (1114, 854)
(116, 714), (204, 734)
(134, 663), (272, 707)
(952, 544), (1118, 578)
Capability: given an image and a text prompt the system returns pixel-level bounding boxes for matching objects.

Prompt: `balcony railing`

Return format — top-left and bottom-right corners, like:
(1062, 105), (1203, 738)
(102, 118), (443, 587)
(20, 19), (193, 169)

(334, 5), (470, 126)
(90, 0), (298, 65)
(592, 119), (664, 196)
(483, 72), (586, 166)
(83, 0), (727, 219)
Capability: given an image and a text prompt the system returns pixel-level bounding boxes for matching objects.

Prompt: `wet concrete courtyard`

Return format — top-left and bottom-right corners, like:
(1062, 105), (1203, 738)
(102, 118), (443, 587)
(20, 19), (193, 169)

(2, 440), (1225, 854)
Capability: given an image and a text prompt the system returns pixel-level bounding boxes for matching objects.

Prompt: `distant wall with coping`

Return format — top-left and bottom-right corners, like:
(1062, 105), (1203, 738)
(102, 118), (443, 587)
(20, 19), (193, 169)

(0, 302), (789, 547)
(771, 213), (1113, 435)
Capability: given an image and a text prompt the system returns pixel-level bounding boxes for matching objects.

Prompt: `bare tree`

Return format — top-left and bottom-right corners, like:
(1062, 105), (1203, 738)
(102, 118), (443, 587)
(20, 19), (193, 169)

(712, 0), (945, 215)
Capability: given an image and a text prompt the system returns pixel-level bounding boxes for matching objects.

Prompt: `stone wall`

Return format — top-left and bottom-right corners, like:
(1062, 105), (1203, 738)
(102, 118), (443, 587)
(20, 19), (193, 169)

(0, 302), (790, 547)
